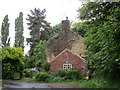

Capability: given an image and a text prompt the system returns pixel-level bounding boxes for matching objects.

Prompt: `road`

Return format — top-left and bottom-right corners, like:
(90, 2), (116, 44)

(2, 81), (81, 90)
(2, 81), (51, 89)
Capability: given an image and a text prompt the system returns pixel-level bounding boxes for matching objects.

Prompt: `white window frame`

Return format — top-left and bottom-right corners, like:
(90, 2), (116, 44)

(63, 61), (72, 71)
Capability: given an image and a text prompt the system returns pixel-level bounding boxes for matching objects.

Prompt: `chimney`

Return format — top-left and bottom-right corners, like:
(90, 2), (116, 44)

(61, 17), (70, 31)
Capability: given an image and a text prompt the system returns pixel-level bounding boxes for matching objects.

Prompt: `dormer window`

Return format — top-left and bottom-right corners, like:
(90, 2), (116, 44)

(63, 61), (72, 71)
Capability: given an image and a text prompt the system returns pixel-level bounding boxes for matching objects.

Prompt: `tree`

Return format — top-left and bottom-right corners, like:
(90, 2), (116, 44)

(1, 47), (24, 79)
(1, 15), (10, 47)
(25, 40), (47, 71)
(78, 2), (120, 80)
(49, 24), (61, 38)
(72, 22), (89, 37)
(26, 8), (51, 56)
(14, 12), (24, 51)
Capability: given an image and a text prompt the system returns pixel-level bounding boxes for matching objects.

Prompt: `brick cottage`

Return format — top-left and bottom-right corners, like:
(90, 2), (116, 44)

(49, 49), (88, 74)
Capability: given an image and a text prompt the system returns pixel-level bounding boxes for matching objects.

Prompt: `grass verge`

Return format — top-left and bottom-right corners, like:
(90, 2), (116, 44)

(68, 78), (120, 88)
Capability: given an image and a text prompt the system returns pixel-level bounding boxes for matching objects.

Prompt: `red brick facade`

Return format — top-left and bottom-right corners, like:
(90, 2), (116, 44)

(49, 49), (88, 75)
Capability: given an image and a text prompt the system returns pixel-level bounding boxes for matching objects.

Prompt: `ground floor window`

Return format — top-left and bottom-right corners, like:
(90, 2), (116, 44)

(63, 61), (72, 71)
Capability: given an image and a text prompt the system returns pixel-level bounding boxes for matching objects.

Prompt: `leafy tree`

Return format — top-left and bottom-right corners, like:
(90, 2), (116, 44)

(78, 2), (120, 80)
(26, 8), (51, 56)
(49, 24), (61, 38)
(1, 15), (10, 47)
(25, 40), (47, 71)
(72, 22), (89, 37)
(1, 47), (24, 79)
(43, 62), (50, 72)
(14, 12), (24, 50)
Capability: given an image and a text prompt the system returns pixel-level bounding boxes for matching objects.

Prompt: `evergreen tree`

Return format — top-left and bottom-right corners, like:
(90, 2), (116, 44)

(26, 8), (51, 56)
(1, 15), (10, 47)
(14, 12), (24, 51)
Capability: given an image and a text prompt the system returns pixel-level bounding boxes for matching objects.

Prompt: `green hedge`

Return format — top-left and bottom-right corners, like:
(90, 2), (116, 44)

(35, 69), (80, 82)
(35, 72), (50, 81)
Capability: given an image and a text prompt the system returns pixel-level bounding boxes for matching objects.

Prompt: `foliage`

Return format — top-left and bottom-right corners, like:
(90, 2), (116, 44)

(24, 40), (47, 70)
(43, 62), (50, 72)
(35, 72), (66, 82)
(48, 76), (65, 82)
(72, 76), (120, 88)
(49, 24), (61, 38)
(2, 71), (13, 79)
(72, 22), (89, 37)
(55, 69), (80, 81)
(35, 72), (50, 81)
(65, 69), (80, 80)
(78, 2), (120, 80)
(1, 15), (10, 47)
(26, 8), (51, 56)
(14, 12), (24, 50)
(55, 69), (66, 77)
(1, 47), (24, 79)
(34, 69), (80, 82)
(34, 40), (46, 62)
(33, 40), (46, 71)
(23, 68), (30, 77)
(24, 56), (36, 68)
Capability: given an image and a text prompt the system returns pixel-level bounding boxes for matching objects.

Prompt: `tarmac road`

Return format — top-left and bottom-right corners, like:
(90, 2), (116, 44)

(2, 81), (82, 90)
(2, 81), (51, 90)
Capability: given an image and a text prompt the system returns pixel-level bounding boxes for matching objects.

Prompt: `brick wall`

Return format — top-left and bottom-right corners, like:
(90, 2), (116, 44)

(49, 49), (88, 75)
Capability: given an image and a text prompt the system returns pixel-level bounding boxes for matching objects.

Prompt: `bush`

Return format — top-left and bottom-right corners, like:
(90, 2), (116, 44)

(51, 76), (65, 82)
(2, 71), (13, 79)
(55, 69), (66, 77)
(2, 47), (24, 79)
(34, 69), (80, 82)
(45, 74), (56, 82)
(43, 62), (50, 72)
(55, 69), (80, 81)
(23, 68), (30, 77)
(65, 69), (80, 80)
(35, 72), (50, 81)
(45, 74), (66, 82)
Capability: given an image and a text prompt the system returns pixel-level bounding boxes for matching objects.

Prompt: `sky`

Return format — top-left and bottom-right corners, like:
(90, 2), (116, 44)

(0, 0), (82, 54)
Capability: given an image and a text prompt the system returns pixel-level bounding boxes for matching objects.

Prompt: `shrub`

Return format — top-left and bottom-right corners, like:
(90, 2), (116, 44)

(45, 74), (66, 82)
(2, 47), (24, 79)
(51, 76), (65, 82)
(23, 68), (30, 77)
(45, 74), (56, 82)
(43, 62), (50, 72)
(65, 69), (80, 80)
(2, 71), (13, 79)
(56, 69), (66, 77)
(35, 72), (50, 81)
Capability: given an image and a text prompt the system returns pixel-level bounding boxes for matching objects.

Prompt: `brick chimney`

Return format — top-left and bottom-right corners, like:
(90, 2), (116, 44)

(61, 17), (70, 31)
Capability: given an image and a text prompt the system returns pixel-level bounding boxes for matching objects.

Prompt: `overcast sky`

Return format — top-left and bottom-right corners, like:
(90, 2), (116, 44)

(0, 0), (82, 54)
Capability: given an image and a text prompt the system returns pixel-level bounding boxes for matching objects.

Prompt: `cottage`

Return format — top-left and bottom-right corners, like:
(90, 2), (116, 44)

(46, 17), (88, 75)
(45, 18), (85, 62)
(49, 49), (88, 74)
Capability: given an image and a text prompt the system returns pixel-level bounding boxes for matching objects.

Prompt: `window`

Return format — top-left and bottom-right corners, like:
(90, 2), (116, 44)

(63, 61), (72, 71)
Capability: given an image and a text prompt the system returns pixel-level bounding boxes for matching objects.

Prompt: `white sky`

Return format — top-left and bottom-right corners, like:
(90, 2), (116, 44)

(0, 0), (82, 54)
